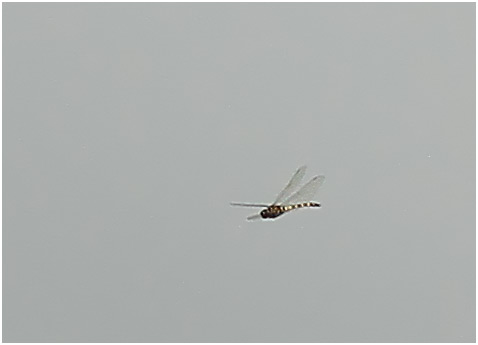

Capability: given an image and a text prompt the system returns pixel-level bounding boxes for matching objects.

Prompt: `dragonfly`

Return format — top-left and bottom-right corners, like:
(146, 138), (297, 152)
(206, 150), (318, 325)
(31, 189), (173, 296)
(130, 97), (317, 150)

(231, 166), (325, 221)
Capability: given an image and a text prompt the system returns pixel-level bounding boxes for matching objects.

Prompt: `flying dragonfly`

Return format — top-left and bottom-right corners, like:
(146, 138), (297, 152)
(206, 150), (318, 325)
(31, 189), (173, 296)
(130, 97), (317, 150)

(231, 166), (325, 221)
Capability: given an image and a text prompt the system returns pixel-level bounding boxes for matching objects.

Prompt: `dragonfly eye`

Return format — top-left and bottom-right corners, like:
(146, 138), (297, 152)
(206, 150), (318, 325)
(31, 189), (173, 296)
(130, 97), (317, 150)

(260, 209), (267, 217)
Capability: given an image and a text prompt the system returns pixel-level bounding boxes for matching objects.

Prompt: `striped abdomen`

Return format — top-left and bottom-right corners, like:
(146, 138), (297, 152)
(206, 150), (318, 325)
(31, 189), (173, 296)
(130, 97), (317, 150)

(280, 202), (320, 212)
(261, 202), (321, 219)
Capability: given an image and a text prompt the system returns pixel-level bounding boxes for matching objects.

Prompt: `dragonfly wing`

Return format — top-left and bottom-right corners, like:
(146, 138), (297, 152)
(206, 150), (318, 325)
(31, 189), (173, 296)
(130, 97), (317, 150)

(274, 165), (307, 205)
(283, 175), (325, 205)
(230, 202), (269, 207)
(247, 214), (262, 221)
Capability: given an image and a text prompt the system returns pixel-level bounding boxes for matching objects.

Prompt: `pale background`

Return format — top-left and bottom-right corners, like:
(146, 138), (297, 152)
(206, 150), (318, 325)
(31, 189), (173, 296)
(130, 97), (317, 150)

(3, 3), (475, 342)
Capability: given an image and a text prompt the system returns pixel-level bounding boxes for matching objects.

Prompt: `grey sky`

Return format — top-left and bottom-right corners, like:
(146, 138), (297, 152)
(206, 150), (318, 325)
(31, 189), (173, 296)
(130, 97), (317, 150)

(3, 3), (475, 342)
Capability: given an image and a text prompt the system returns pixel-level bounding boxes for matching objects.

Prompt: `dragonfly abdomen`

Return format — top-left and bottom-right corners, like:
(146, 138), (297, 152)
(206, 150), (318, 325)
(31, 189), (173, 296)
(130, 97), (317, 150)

(281, 202), (321, 212)
(260, 202), (321, 219)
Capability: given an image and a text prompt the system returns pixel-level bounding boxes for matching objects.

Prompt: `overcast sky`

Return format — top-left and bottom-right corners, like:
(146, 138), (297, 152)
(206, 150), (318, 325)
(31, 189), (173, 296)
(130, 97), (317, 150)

(3, 3), (475, 342)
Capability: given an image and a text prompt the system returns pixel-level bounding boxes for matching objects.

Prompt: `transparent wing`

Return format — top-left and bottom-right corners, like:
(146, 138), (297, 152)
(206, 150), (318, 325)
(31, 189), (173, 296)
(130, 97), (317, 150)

(282, 175), (325, 205)
(230, 202), (269, 207)
(273, 165), (307, 205)
(247, 214), (262, 221)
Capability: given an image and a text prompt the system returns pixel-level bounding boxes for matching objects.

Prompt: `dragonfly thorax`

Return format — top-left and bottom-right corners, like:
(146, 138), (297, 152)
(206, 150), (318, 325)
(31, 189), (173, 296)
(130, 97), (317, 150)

(260, 206), (284, 219)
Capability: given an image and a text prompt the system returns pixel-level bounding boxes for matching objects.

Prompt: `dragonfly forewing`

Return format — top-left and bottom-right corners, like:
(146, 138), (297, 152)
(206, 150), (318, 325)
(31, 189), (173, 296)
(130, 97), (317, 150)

(230, 202), (270, 207)
(273, 165), (307, 205)
(281, 175), (325, 205)
(247, 214), (263, 221)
